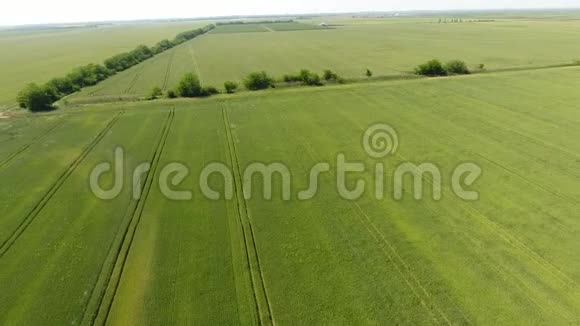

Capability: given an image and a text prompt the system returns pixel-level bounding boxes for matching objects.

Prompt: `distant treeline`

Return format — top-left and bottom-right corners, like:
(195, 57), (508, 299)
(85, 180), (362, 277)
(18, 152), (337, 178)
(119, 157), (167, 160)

(17, 24), (215, 112)
(437, 18), (496, 23)
(215, 20), (294, 26)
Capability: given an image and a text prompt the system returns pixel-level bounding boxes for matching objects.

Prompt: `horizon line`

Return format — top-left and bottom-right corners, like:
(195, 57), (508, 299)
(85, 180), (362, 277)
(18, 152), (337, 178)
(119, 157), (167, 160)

(2, 7), (580, 28)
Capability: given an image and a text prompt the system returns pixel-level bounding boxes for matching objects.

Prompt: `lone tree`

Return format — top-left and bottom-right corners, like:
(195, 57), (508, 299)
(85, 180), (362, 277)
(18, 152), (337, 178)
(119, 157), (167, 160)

(366, 69), (373, 78)
(176, 73), (203, 97)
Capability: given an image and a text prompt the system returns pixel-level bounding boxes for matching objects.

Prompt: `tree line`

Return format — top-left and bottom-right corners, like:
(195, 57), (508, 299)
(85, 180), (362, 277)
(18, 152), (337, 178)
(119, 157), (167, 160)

(149, 59), (477, 102)
(215, 20), (293, 26)
(17, 24), (215, 112)
(148, 68), (347, 100)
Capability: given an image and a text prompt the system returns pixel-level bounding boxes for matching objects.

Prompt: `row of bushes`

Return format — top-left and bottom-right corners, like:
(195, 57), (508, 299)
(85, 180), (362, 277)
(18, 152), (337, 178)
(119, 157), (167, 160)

(17, 63), (115, 111)
(415, 59), (472, 77)
(104, 25), (214, 72)
(17, 24), (215, 112)
(147, 68), (345, 101)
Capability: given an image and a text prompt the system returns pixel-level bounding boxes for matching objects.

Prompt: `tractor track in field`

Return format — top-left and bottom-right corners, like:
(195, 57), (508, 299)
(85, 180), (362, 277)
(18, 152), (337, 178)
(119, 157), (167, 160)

(0, 118), (65, 170)
(277, 110), (459, 325)
(161, 49), (176, 91)
(398, 117), (580, 287)
(222, 103), (275, 326)
(349, 89), (578, 288)
(123, 62), (148, 94)
(0, 112), (123, 259)
(81, 108), (174, 326)
(188, 45), (203, 83)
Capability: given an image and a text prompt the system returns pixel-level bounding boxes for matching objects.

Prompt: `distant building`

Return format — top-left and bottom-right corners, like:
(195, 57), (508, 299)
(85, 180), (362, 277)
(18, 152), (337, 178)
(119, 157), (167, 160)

(319, 23), (328, 27)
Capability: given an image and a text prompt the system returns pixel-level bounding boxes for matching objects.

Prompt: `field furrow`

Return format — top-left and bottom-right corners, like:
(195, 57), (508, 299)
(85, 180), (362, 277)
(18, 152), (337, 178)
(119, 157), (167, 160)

(223, 105), (275, 325)
(0, 118), (65, 169)
(0, 112), (123, 258)
(86, 109), (175, 325)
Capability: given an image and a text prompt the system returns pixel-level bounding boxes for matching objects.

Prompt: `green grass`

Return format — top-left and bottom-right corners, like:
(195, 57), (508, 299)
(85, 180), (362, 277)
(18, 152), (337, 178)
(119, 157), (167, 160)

(0, 66), (578, 324)
(0, 21), (208, 109)
(263, 22), (328, 31)
(68, 18), (580, 103)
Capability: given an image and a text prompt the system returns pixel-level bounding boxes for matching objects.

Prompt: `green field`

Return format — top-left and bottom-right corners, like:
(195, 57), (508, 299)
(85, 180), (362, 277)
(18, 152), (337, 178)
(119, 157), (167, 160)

(66, 18), (580, 103)
(1, 65), (578, 324)
(0, 21), (208, 109)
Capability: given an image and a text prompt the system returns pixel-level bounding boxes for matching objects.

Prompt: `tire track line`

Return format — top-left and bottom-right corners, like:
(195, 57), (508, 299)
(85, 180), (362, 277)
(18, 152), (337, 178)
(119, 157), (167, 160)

(0, 112), (123, 259)
(280, 111), (454, 325)
(261, 25), (275, 32)
(188, 45), (203, 84)
(350, 89), (578, 287)
(123, 62), (149, 94)
(222, 103), (275, 326)
(0, 118), (65, 170)
(413, 88), (580, 206)
(161, 50), (176, 91)
(391, 150), (578, 321)
(81, 108), (174, 326)
(394, 149), (577, 290)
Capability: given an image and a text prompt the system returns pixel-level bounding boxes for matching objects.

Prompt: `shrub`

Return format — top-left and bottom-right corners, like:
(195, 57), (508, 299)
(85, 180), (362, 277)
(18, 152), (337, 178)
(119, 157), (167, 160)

(366, 69), (373, 77)
(477, 63), (486, 71)
(148, 86), (163, 100)
(445, 60), (470, 75)
(415, 59), (447, 77)
(167, 90), (177, 98)
(323, 69), (339, 81)
(224, 81), (239, 94)
(282, 74), (302, 83)
(176, 73), (203, 97)
(16, 83), (55, 112)
(244, 71), (274, 90)
(299, 70), (323, 86)
(200, 86), (220, 97)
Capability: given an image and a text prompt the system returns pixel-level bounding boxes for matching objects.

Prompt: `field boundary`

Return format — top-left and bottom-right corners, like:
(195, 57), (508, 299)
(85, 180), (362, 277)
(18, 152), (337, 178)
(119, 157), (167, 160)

(222, 103), (275, 326)
(0, 118), (65, 170)
(0, 111), (123, 259)
(81, 108), (175, 326)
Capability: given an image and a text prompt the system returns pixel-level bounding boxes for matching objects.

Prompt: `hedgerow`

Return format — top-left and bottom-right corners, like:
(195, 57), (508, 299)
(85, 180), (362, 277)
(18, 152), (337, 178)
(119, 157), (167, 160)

(17, 24), (215, 111)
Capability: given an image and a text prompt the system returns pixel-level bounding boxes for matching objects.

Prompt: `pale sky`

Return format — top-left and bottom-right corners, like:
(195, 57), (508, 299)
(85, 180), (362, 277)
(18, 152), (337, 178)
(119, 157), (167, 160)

(2, 0), (579, 26)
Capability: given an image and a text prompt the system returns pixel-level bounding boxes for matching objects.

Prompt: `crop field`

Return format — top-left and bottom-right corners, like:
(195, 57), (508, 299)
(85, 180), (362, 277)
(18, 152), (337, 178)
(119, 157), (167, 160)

(211, 24), (270, 34)
(68, 18), (580, 103)
(0, 21), (208, 109)
(0, 65), (578, 324)
(211, 22), (325, 34)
